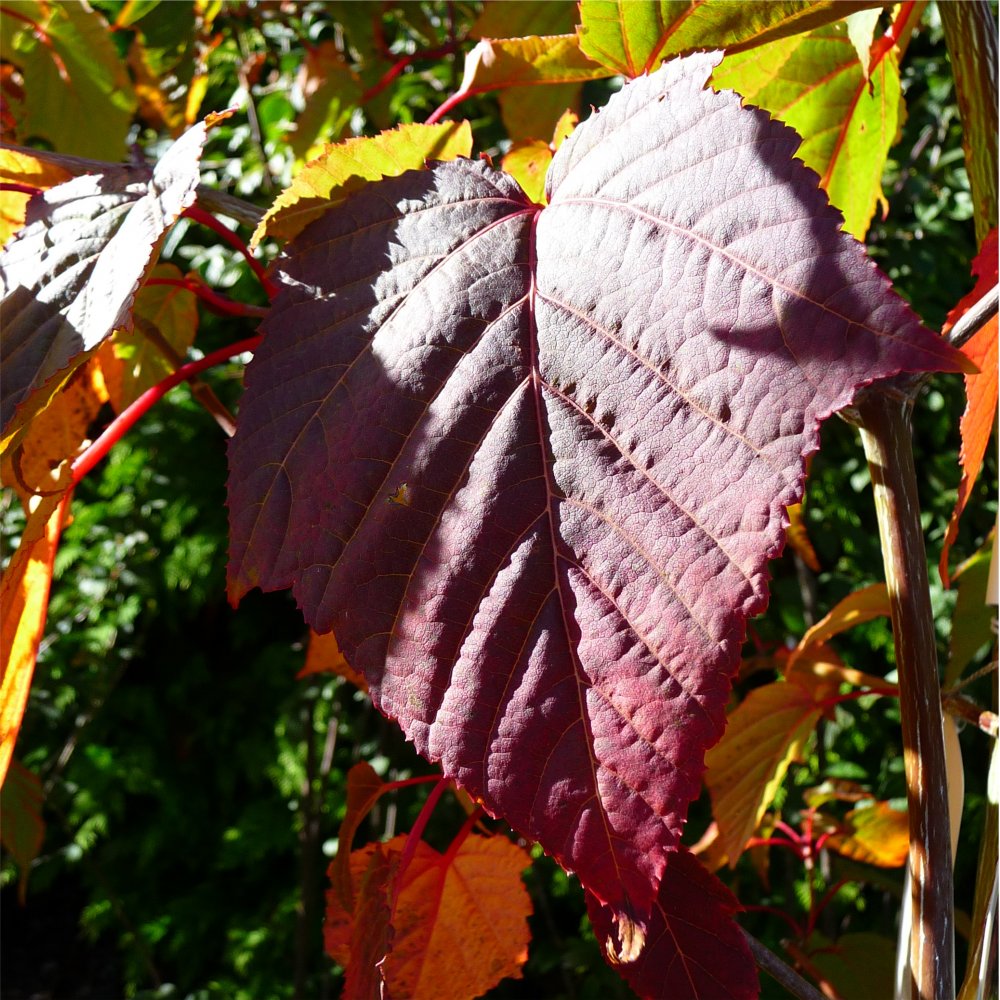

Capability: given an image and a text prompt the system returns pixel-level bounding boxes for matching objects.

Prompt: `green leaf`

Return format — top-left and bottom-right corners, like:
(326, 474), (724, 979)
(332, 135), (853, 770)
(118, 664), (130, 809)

(0, 758), (46, 903)
(1, 0), (137, 160)
(471, 0), (579, 38)
(253, 121), (474, 247)
(713, 20), (903, 239)
(945, 538), (996, 687)
(577, 0), (887, 78)
(288, 41), (363, 166)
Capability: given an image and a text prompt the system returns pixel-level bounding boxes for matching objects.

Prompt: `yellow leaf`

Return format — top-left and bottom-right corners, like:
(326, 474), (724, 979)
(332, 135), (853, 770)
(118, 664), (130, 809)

(794, 582), (891, 655)
(785, 501), (820, 571)
(0, 485), (72, 786)
(501, 140), (552, 205)
(0, 147), (71, 247)
(705, 680), (824, 862)
(821, 800), (909, 867)
(254, 122), (474, 248)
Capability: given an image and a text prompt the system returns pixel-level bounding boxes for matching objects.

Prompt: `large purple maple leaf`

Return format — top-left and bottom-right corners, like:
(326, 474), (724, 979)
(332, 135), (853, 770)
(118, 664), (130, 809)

(228, 53), (962, 930)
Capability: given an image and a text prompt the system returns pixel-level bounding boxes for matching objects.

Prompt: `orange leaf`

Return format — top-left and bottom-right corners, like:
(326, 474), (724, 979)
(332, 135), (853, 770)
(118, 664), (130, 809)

(298, 629), (368, 692)
(0, 486), (71, 786)
(342, 845), (398, 1000)
(330, 762), (386, 912)
(941, 228), (999, 587)
(0, 356), (108, 504)
(705, 679), (824, 862)
(785, 501), (820, 571)
(328, 833), (532, 1000)
(820, 800), (909, 867)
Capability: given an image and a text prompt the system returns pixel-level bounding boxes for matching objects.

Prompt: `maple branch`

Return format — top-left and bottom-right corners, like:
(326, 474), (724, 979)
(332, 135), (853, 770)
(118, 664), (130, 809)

(741, 929), (827, 1000)
(71, 336), (262, 486)
(856, 392), (955, 1000)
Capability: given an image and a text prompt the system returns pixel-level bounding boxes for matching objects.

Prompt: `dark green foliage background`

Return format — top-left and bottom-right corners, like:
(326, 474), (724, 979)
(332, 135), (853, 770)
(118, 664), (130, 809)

(1, 3), (995, 999)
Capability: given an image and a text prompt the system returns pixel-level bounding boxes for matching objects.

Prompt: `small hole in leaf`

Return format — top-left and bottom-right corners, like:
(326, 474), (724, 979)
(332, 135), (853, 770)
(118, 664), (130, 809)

(719, 402), (732, 423)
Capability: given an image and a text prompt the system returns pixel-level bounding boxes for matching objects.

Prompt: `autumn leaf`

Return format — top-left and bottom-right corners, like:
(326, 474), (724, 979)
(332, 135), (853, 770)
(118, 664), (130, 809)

(940, 228), (998, 587)
(501, 110), (579, 205)
(252, 122), (474, 247)
(792, 582), (891, 657)
(327, 832), (533, 1000)
(586, 849), (758, 1000)
(820, 800), (910, 867)
(0, 113), (226, 447)
(0, 356), (108, 505)
(784, 502), (820, 571)
(98, 263), (200, 414)
(705, 679), (824, 862)
(298, 629), (369, 693)
(0, 146), (71, 247)
(455, 34), (612, 102)
(229, 53), (965, 935)
(470, 1), (583, 142)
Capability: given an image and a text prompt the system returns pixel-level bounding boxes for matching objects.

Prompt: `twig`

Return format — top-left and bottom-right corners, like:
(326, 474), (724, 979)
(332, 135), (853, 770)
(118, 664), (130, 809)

(857, 391), (955, 1000)
(946, 284), (998, 350)
(71, 336), (262, 486)
(741, 928), (828, 1000)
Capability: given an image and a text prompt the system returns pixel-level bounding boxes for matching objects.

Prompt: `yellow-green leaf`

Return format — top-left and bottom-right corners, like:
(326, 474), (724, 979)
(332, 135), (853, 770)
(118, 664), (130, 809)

(713, 18), (907, 239)
(253, 122), (474, 248)
(578, 0), (887, 77)
(1, 0), (137, 160)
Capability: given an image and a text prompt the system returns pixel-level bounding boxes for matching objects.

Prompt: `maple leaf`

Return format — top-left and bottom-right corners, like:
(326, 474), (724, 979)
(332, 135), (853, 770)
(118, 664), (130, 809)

(228, 53), (965, 935)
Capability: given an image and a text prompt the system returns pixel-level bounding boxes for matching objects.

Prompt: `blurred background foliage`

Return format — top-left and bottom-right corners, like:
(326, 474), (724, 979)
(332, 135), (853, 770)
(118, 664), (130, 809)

(0, 2), (995, 999)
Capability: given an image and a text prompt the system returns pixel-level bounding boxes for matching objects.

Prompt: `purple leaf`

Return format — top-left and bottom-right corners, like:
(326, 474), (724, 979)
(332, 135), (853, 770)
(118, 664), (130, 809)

(228, 52), (963, 934)
(587, 849), (759, 1000)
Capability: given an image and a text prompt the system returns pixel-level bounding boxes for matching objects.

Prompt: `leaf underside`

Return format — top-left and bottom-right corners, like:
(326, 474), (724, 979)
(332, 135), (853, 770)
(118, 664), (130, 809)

(0, 119), (213, 436)
(228, 53), (962, 928)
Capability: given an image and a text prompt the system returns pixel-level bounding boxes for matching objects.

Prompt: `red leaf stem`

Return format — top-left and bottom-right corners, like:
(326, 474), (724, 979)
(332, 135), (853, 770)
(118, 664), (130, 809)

(0, 182), (43, 197)
(143, 277), (269, 318)
(70, 335), (263, 486)
(390, 777), (449, 914)
(182, 205), (277, 298)
(739, 903), (805, 938)
(360, 42), (459, 105)
(380, 774), (443, 793)
(425, 87), (470, 125)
